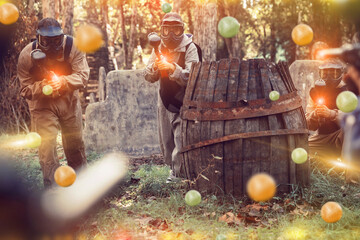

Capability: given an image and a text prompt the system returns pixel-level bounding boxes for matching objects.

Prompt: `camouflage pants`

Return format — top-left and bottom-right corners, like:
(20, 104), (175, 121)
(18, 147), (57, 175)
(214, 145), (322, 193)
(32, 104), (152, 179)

(30, 96), (87, 187)
(157, 93), (182, 177)
(308, 129), (344, 161)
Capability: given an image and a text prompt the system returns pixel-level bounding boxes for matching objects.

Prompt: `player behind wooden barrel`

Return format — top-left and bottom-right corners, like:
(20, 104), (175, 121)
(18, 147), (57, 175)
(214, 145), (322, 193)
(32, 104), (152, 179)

(342, 44), (360, 184)
(306, 59), (346, 165)
(320, 38), (360, 183)
(144, 13), (201, 178)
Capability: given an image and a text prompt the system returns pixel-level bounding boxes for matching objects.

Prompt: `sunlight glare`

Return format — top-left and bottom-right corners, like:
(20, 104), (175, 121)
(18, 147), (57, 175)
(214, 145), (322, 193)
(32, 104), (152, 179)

(41, 152), (129, 221)
(283, 227), (307, 240)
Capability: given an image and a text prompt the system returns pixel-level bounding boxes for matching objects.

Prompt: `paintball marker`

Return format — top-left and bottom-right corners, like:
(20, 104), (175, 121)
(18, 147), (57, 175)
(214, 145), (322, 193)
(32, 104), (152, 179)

(318, 43), (360, 71)
(148, 32), (168, 78)
(310, 79), (327, 124)
(148, 32), (162, 59)
(30, 49), (60, 96)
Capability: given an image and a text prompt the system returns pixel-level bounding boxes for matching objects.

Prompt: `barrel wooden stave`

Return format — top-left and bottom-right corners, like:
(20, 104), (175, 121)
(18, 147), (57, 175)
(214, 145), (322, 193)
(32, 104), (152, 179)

(224, 59), (242, 196)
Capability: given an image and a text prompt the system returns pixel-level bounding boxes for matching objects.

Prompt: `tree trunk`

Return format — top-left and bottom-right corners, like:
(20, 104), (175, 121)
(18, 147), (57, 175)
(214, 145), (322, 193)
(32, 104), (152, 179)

(86, 0), (99, 25)
(100, 0), (109, 45)
(85, 0), (109, 78)
(112, 18), (121, 47)
(55, 0), (60, 19)
(194, 3), (217, 61)
(295, 11), (301, 60)
(262, 25), (267, 58)
(28, 0), (35, 15)
(173, 0), (182, 13)
(126, 0), (137, 69)
(186, 6), (194, 34)
(217, 0), (242, 59)
(270, 0), (276, 62)
(224, 35), (241, 59)
(119, 0), (129, 69)
(61, 0), (74, 35)
(42, 0), (58, 19)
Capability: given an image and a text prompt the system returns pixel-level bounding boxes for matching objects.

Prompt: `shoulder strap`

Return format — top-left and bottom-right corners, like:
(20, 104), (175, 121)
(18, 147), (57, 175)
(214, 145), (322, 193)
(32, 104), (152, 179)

(340, 85), (348, 92)
(64, 35), (73, 62)
(32, 40), (37, 50)
(185, 42), (202, 62)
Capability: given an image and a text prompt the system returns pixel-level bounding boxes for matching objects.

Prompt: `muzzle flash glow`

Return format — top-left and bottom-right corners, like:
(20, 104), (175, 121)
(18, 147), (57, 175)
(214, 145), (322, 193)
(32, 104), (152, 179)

(50, 72), (59, 82)
(317, 98), (325, 105)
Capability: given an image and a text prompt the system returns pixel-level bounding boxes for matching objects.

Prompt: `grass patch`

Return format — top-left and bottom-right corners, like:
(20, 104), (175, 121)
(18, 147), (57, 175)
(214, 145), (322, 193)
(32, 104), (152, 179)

(304, 164), (360, 209)
(133, 164), (182, 197)
(77, 161), (360, 239)
(2, 135), (360, 239)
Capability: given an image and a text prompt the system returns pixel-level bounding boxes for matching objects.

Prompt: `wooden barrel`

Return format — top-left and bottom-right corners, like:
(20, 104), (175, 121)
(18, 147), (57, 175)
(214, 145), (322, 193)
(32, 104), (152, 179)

(180, 58), (309, 196)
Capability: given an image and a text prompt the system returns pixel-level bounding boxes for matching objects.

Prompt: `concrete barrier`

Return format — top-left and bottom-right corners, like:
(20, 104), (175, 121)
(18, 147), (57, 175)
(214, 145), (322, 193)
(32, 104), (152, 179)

(83, 70), (160, 156)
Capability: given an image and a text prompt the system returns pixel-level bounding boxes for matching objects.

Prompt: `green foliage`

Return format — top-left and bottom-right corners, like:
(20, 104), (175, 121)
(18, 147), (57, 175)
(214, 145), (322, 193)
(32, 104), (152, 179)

(86, 151), (105, 164)
(80, 188), (360, 239)
(13, 153), (44, 190)
(217, 0), (357, 62)
(0, 0), (36, 134)
(303, 164), (360, 209)
(8, 146), (360, 239)
(133, 164), (180, 197)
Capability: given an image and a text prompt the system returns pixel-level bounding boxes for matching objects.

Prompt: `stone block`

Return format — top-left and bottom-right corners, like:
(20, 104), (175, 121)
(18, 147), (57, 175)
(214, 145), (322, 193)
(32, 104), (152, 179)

(84, 70), (160, 156)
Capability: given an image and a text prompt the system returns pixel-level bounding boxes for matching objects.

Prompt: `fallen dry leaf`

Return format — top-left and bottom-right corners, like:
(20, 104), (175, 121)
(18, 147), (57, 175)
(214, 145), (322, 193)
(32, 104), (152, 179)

(248, 208), (262, 217)
(146, 218), (169, 231)
(149, 218), (162, 228)
(111, 228), (133, 240)
(158, 232), (186, 240)
(219, 212), (242, 225)
(203, 211), (216, 218)
(354, 193), (360, 198)
(175, 219), (184, 226)
(272, 203), (284, 213)
(244, 216), (259, 224)
(134, 217), (153, 226)
(243, 203), (270, 212)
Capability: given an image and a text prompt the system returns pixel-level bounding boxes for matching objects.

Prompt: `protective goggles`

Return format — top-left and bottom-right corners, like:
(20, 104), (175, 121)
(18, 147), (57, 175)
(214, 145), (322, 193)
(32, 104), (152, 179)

(161, 25), (184, 37)
(38, 34), (64, 50)
(319, 68), (343, 81)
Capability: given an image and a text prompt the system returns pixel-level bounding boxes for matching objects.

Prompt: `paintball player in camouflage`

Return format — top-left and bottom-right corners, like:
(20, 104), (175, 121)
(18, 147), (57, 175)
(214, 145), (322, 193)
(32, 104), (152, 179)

(17, 18), (90, 187)
(144, 13), (200, 177)
(306, 59), (346, 164)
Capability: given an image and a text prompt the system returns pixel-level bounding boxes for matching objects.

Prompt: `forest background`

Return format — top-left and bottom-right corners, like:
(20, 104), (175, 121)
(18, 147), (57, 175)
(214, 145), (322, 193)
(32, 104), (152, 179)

(0, 0), (359, 134)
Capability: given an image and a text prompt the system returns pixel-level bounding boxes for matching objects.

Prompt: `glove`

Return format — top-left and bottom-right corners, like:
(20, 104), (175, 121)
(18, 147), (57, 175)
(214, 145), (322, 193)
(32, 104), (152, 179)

(155, 59), (176, 74)
(47, 76), (68, 91)
(308, 110), (319, 121)
(316, 105), (336, 119)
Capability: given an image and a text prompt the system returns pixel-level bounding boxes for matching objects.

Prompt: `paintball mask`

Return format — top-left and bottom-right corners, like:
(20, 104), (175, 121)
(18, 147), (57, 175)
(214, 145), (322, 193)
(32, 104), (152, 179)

(161, 13), (184, 50)
(36, 18), (64, 59)
(319, 60), (344, 88)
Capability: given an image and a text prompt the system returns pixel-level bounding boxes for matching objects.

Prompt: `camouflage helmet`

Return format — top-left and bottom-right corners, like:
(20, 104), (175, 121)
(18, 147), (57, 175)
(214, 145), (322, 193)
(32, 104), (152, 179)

(319, 58), (344, 87)
(160, 13), (184, 49)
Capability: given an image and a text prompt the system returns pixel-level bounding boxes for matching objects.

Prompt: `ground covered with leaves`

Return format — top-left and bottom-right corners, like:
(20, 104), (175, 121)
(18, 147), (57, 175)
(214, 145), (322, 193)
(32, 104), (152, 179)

(2, 134), (360, 240)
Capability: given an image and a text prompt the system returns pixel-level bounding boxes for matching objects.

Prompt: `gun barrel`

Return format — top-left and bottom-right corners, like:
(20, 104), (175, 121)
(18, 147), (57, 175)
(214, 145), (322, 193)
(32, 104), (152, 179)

(318, 48), (344, 58)
(148, 32), (162, 59)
